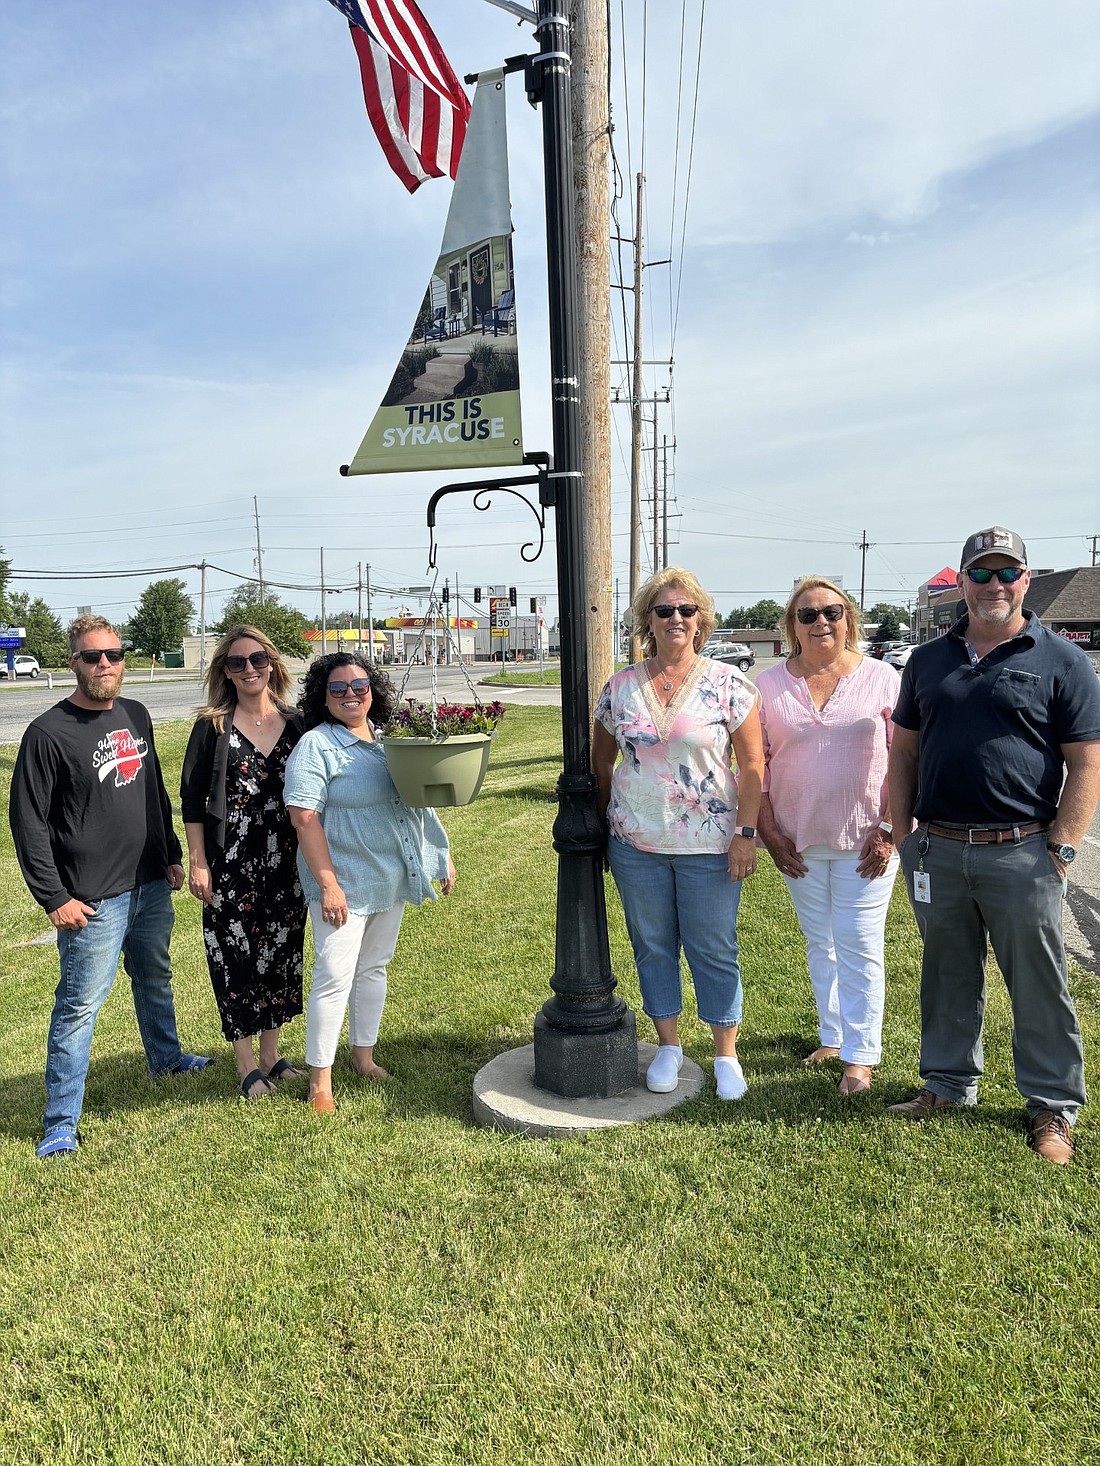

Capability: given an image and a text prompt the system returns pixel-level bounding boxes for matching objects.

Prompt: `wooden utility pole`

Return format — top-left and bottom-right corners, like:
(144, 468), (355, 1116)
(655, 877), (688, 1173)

(570, 0), (613, 698)
(253, 495), (265, 604)
(652, 401), (660, 573)
(365, 563), (373, 660)
(628, 171), (645, 659)
(320, 548), (327, 656)
(662, 435), (670, 569)
(198, 560), (207, 678)
(857, 530), (872, 611)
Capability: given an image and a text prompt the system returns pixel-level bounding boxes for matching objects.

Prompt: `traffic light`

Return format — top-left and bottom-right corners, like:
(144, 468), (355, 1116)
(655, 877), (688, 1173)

(473, 587), (481, 603)
(442, 585), (449, 604)
(530, 597), (537, 614)
(508, 586), (517, 607)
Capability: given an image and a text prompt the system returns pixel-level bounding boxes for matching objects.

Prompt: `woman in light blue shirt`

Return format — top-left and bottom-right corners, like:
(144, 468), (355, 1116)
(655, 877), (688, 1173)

(285, 653), (456, 1114)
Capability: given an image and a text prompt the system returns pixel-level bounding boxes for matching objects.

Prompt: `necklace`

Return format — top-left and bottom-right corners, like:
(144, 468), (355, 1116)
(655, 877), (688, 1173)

(650, 655), (696, 701)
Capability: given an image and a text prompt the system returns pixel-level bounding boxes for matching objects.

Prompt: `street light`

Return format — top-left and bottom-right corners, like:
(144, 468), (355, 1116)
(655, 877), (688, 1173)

(526, 1), (636, 1095)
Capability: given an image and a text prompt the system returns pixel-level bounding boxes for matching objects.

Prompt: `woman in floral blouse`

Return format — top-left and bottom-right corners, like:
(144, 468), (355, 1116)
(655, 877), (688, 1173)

(593, 568), (764, 1100)
(181, 626), (306, 1099)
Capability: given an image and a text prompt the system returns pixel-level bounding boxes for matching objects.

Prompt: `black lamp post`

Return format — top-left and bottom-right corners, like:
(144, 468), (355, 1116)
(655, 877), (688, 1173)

(416, 5), (638, 1097)
(526, 0), (637, 1096)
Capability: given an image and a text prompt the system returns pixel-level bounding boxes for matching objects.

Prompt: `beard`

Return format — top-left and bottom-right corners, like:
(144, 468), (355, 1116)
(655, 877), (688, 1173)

(75, 665), (124, 702)
(969, 598), (1020, 627)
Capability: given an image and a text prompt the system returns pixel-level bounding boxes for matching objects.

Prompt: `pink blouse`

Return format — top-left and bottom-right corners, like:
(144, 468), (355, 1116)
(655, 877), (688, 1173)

(756, 657), (900, 852)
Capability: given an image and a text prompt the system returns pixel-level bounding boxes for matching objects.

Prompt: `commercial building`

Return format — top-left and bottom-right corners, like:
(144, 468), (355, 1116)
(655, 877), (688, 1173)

(922, 565), (1100, 650)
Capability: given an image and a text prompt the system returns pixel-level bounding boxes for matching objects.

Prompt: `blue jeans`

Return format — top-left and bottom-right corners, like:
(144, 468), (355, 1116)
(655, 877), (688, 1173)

(607, 836), (744, 1026)
(44, 881), (184, 1137)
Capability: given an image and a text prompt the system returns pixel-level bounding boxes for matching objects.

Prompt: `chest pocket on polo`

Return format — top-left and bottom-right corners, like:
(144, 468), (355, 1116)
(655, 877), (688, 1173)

(993, 668), (1040, 712)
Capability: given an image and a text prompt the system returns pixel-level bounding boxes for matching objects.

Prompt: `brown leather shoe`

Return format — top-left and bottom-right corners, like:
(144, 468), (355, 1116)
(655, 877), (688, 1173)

(887, 1087), (960, 1119)
(1029, 1109), (1074, 1165)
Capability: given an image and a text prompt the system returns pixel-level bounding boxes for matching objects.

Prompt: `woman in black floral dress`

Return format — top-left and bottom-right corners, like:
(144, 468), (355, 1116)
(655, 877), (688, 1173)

(181, 626), (306, 1098)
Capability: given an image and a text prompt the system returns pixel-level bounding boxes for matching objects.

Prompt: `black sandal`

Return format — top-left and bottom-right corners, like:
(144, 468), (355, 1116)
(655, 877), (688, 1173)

(266, 1058), (301, 1083)
(240, 1068), (275, 1099)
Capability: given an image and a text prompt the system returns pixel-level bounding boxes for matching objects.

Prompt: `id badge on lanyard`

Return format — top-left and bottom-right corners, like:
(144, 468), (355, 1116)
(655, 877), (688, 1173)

(913, 830), (931, 903)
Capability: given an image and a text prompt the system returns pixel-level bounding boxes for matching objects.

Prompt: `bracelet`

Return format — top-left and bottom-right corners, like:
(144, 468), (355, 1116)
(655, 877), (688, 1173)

(878, 820), (893, 834)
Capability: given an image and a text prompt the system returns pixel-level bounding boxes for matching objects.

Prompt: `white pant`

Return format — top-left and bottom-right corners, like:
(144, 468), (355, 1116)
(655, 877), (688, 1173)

(782, 849), (898, 1065)
(305, 902), (405, 1067)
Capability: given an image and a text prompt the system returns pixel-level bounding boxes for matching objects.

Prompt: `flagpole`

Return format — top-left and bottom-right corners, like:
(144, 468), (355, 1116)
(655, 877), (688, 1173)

(529, 0), (637, 1096)
(482, 0), (537, 21)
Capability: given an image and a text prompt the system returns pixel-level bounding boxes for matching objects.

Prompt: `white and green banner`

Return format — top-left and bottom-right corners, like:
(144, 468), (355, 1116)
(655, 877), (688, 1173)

(343, 70), (523, 476)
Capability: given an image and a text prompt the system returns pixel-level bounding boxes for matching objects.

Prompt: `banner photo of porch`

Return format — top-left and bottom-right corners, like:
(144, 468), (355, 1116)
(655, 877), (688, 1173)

(343, 70), (523, 476)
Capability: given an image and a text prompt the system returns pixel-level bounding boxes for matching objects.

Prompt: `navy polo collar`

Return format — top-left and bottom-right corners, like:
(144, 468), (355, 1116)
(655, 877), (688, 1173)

(948, 609), (1039, 648)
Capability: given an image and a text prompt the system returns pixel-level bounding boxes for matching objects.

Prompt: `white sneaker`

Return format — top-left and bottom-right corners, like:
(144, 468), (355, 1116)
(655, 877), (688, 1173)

(715, 1055), (748, 1101)
(646, 1045), (684, 1093)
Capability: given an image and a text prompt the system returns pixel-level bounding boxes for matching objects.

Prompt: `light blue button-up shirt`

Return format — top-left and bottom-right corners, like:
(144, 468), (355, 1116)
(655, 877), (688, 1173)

(283, 723), (450, 915)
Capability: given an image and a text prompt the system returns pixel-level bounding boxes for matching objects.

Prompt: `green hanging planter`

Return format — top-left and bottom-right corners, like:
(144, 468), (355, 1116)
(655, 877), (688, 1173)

(382, 732), (493, 808)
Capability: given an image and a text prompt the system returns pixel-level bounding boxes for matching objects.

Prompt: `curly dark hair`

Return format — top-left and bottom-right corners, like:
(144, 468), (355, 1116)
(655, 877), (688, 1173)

(297, 651), (397, 731)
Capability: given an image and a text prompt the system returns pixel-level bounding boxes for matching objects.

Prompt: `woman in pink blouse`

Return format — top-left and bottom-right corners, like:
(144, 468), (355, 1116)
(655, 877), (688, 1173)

(756, 577), (901, 1095)
(593, 568), (764, 1101)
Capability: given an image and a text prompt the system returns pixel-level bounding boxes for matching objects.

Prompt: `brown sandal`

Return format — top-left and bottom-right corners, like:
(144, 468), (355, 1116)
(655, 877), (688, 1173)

(839, 1065), (873, 1095)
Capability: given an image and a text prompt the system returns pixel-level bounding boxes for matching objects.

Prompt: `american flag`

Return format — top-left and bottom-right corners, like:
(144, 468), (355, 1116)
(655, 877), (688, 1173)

(325, 0), (471, 193)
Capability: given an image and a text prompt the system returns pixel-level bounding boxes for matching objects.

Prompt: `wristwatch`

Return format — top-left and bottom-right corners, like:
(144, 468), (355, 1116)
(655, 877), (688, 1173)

(1047, 841), (1077, 864)
(732, 825), (756, 839)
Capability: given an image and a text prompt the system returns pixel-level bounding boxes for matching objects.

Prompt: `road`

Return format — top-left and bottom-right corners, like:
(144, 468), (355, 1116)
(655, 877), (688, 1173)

(3, 658), (1098, 974)
(0, 662), (559, 745)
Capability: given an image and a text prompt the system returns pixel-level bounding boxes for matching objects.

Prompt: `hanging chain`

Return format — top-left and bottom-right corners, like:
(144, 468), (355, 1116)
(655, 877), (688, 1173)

(389, 566), (484, 734)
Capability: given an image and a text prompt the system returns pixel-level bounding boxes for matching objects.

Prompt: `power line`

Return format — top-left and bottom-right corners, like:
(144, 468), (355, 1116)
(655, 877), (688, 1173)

(670, 0), (706, 352)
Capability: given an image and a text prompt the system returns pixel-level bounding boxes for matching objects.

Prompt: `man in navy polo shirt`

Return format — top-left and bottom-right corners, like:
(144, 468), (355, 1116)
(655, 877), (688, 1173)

(887, 527), (1100, 1164)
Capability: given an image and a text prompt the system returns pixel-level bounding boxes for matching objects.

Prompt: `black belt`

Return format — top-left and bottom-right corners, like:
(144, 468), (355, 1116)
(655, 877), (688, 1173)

(919, 821), (1049, 845)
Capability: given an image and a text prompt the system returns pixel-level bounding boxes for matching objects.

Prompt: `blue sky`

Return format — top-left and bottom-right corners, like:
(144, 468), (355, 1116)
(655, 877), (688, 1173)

(2, 0), (1098, 628)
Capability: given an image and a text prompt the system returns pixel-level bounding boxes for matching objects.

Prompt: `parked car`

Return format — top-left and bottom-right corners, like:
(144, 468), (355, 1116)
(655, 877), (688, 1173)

(1, 654), (41, 679)
(869, 640), (907, 661)
(883, 644), (915, 670)
(707, 642), (755, 673)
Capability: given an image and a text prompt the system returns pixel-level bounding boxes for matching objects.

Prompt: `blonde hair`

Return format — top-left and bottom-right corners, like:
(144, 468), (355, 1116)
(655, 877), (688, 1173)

(195, 625), (293, 732)
(628, 567), (717, 661)
(784, 577), (862, 657)
(67, 614), (120, 654)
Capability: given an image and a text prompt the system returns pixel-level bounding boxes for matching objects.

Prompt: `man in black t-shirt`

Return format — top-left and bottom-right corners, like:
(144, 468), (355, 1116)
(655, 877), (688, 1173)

(887, 528), (1100, 1165)
(10, 615), (212, 1159)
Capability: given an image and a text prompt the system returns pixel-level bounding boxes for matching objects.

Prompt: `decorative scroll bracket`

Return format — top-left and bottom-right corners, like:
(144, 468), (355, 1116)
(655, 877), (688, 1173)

(425, 451), (552, 570)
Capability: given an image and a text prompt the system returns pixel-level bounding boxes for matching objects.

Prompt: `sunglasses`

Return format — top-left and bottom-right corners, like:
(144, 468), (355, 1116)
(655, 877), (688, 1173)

(225, 650), (271, 672)
(73, 648), (125, 665)
(327, 678), (371, 697)
(796, 604), (846, 625)
(965, 566), (1026, 585)
(652, 602), (699, 620)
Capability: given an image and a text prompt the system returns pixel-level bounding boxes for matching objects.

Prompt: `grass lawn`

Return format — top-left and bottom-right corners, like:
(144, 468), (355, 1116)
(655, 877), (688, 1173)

(480, 666), (562, 686)
(1, 707), (1097, 1465)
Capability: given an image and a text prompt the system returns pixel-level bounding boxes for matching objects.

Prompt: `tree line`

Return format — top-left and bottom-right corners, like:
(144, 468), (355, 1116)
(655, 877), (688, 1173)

(0, 552), (320, 667)
(2, 546), (913, 668)
(720, 597), (909, 641)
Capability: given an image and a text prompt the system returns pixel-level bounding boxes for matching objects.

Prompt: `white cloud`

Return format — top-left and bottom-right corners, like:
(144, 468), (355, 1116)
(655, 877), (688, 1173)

(2, 0), (1098, 615)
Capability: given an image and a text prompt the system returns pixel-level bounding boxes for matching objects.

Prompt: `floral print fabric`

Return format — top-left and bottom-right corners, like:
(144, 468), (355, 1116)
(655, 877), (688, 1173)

(595, 659), (757, 853)
(203, 726), (305, 1041)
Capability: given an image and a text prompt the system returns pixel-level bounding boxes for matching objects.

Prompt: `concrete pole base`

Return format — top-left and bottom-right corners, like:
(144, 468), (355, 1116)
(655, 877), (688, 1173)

(472, 1041), (706, 1137)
